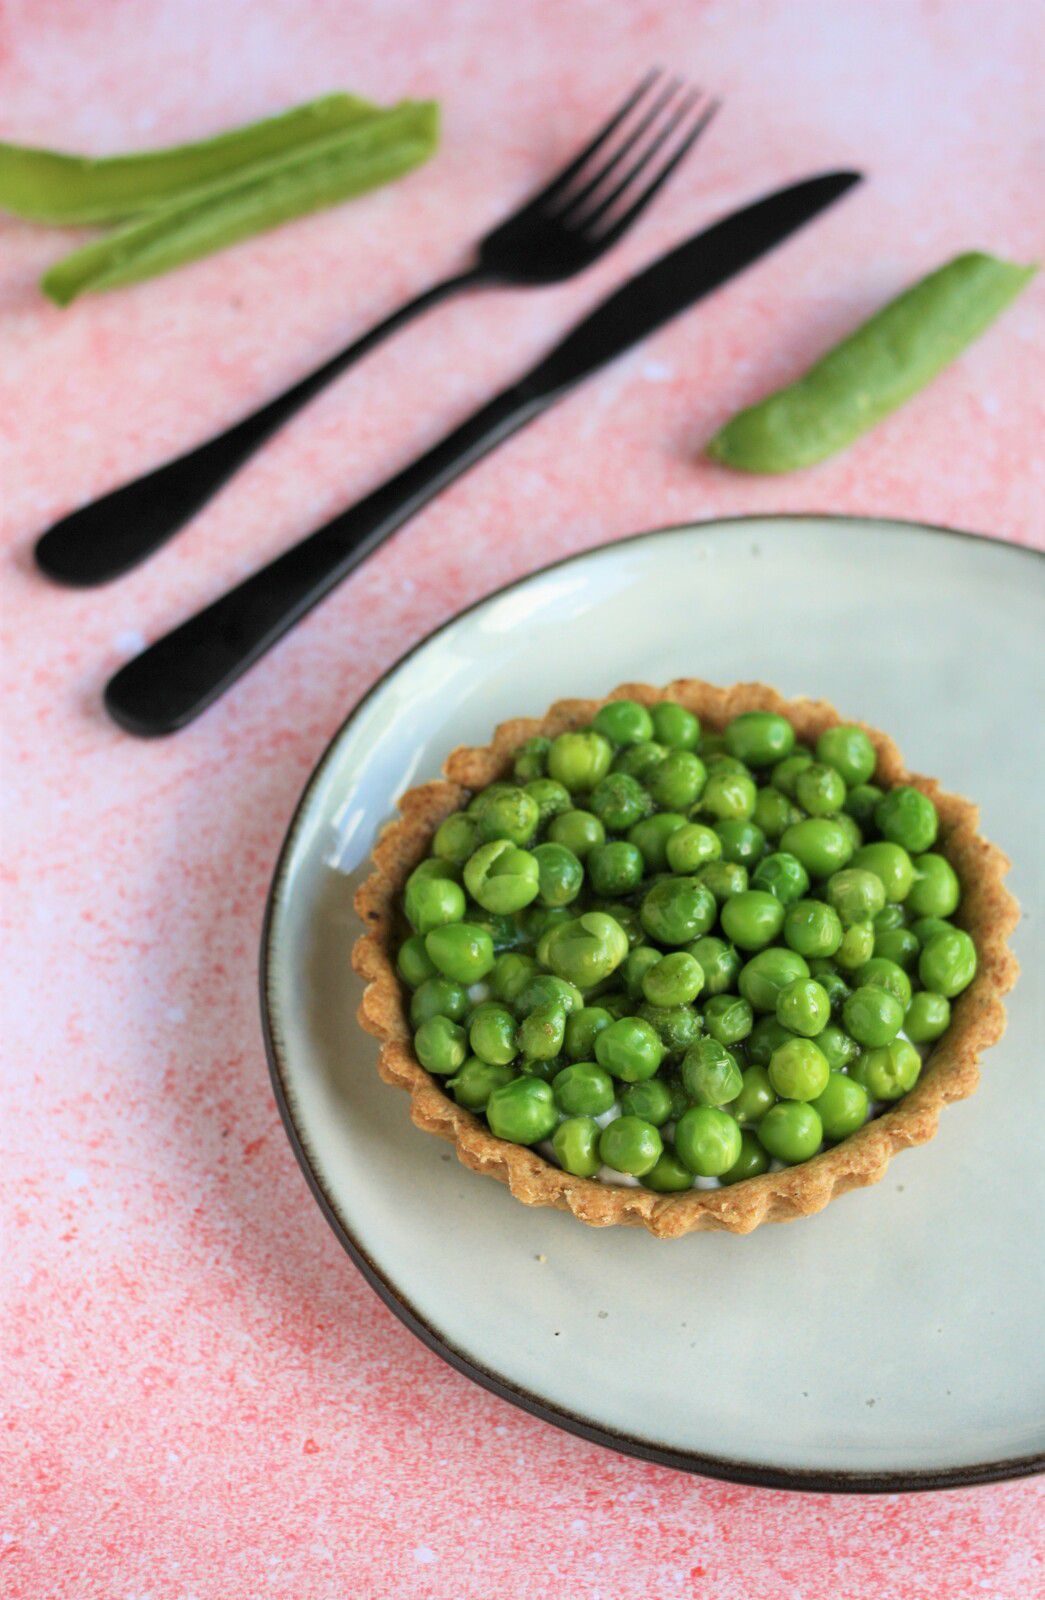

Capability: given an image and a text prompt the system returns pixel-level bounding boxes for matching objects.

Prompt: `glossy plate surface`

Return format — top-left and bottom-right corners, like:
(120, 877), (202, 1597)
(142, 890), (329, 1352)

(262, 516), (1044, 1491)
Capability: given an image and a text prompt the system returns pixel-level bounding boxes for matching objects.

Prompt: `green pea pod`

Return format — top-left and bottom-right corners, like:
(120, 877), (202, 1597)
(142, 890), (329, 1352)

(0, 93), (383, 224)
(41, 101), (439, 305)
(707, 252), (1037, 473)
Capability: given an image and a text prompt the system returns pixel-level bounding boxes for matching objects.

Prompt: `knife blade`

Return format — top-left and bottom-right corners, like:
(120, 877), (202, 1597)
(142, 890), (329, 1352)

(105, 169), (863, 734)
(523, 169), (861, 399)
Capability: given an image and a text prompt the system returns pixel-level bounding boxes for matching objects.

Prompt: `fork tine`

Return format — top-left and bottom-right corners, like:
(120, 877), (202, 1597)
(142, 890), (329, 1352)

(547, 76), (686, 220)
(586, 98), (720, 245)
(572, 90), (712, 235)
(523, 68), (665, 212)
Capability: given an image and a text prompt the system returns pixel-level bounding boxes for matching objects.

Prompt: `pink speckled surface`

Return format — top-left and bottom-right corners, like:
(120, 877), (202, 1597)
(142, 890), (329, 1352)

(2, 1), (1043, 1594)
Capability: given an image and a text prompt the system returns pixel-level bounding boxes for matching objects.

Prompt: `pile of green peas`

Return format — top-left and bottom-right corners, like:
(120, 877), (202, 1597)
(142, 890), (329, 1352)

(395, 700), (976, 1191)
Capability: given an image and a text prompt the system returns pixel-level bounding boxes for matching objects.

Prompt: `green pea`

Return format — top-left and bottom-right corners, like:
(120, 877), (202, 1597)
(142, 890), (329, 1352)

(665, 821), (722, 874)
(776, 978), (831, 1038)
(425, 922), (495, 983)
(642, 1147), (697, 1192)
(783, 898), (843, 958)
(552, 1115), (602, 1177)
(516, 978), (581, 1024)
(646, 750), (707, 811)
(875, 786), (939, 854)
(686, 935), (741, 996)
(907, 853), (960, 918)
(706, 254), (1037, 472)
(698, 731), (727, 759)
(512, 735), (551, 782)
(642, 951), (705, 1008)
(681, 1038), (743, 1106)
(835, 813), (863, 853)
(641, 876), (716, 945)
(701, 769), (757, 822)
(564, 1005), (614, 1062)
(595, 1017), (665, 1082)
(463, 840), (540, 914)
(650, 701), (701, 750)
(753, 786), (802, 840)
(826, 867), (886, 926)
(705, 753), (749, 775)
(489, 952), (538, 1007)
(547, 808), (605, 858)
(720, 1129), (771, 1184)
(905, 990), (951, 1044)
(811, 1072), (869, 1140)
(410, 976), (469, 1027)
(616, 944), (656, 996)
(593, 698), (655, 748)
(844, 783), (884, 825)
(850, 841), (915, 903)
(696, 860), (749, 902)
(636, 1003), (703, 1057)
(704, 992), (754, 1046)
(874, 904), (906, 932)
(552, 1062), (617, 1116)
(854, 956), (912, 1010)
(817, 1022), (859, 1071)
(587, 840), (644, 896)
(714, 819), (767, 866)
(768, 1037), (830, 1100)
(524, 778), (571, 827)
(834, 919), (876, 971)
(780, 818), (854, 877)
(758, 1100), (824, 1162)
(591, 901), (645, 948)
(626, 812), (688, 871)
(405, 872), (467, 935)
(397, 934), (438, 988)
(469, 1004), (518, 1066)
(843, 984), (904, 1047)
(739, 947), (810, 1013)
(589, 771), (654, 832)
(487, 1076), (558, 1144)
(724, 711), (796, 768)
(619, 1078), (674, 1126)
(773, 751), (814, 797)
(873, 926), (920, 970)
(795, 762), (846, 817)
(613, 740), (668, 779)
(747, 1016), (796, 1066)
(919, 928), (977, 997)
(675, 1105), (743, 1176)
(721, 890), (786, 952)
(910, 916), (954, 950)
(517, 1000), (566, 1061)
(807, 966), (850, 1015)
(529, 842), (583, 908)
(729, 1063), (777, 1124)
(473, 785), (540, 847)
(448, 1058), (516, 1111)
(598, 1115), (664, 1177)
(546, 730), (613, 794)
(518, 1057), (557, 1082)
(542, 912), (629, 988)
(752, 851), (810, 905)
(414, 1015), (468, 1076)
(816, 725), (877, 787)
(850, 1039), (922, 1101)
(433, 810), (481, 865)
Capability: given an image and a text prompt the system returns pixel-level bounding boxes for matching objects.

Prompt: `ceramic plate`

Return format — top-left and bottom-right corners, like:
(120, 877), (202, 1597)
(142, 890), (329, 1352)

(261, 515), (1044, 1492)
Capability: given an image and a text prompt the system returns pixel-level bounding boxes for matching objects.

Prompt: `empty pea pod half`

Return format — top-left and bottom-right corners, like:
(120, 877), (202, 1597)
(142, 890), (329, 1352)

(706, 251), (1036, 472)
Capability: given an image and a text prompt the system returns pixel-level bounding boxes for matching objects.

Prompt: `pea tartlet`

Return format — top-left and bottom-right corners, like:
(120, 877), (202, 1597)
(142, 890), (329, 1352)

(354, 682), (1018, 1237)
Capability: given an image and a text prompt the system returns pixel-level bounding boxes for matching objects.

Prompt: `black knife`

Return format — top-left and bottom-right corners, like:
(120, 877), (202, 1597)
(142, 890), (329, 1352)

(105, 170), (861, 735)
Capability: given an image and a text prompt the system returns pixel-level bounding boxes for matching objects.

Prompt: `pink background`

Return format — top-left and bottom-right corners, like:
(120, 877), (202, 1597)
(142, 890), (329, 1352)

(2, 1), (1043, 1594)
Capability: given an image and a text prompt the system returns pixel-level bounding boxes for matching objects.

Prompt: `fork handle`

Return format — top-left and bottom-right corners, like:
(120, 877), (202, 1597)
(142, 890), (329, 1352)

(35, 266), (489, 587)
(104, 381), (548, 735)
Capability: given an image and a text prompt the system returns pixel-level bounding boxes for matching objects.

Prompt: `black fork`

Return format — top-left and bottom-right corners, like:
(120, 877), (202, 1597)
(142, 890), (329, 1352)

(35, 71), (718, 586)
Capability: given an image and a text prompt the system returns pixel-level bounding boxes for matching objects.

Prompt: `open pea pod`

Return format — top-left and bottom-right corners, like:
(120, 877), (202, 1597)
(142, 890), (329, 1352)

(41, 100), (439, 305)
(0, 92), (385, 225)
(707, 252), (1037, 473)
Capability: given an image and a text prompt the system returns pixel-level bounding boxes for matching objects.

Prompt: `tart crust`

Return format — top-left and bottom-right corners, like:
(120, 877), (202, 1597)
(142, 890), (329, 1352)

(353, 681), (1019, 1237)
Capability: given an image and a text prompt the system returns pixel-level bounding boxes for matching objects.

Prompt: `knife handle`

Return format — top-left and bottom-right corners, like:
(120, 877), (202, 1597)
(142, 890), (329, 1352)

(104, 384), (546, 735)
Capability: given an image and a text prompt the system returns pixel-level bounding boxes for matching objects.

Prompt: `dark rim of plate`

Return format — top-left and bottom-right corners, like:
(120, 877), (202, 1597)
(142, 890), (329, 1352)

(259, 513), (1044, 1495)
